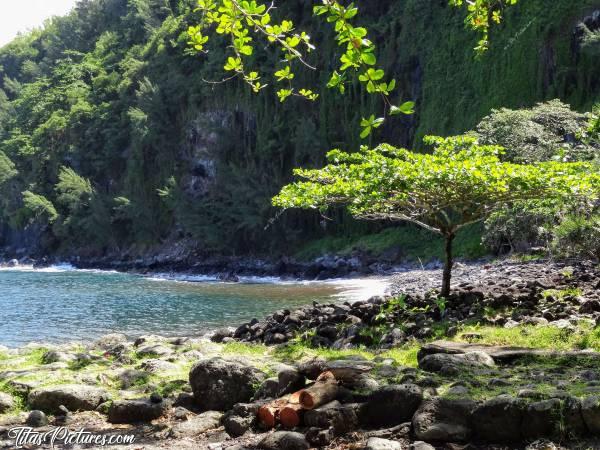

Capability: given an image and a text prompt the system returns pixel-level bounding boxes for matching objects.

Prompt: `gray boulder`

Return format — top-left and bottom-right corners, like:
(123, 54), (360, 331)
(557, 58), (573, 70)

(26, 410), (48, 427)
(412, 398), (475, 442)
(92, 333), (128, 350)
(107, 398), (167, 423)
(189, 358), (265, 411)
(0, 392), (14, 413)
(521, 398), (562, 439)
(582, 396), (600, 434)
(258, 431), (309, 450)
(365, 437), (403, 450)
(28, 385), (110, 414)
(472, 395), (525, 442)
(419, 351), (495, 375)
(360, 384), (423, 428)
(170, 411), (223, 437)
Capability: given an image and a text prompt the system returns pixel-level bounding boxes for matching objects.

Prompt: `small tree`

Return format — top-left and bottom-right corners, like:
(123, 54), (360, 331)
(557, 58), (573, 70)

(273, 136), (599, 297)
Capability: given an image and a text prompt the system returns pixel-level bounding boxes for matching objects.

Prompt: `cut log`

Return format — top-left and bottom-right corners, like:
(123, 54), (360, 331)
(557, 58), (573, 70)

(299, 380), (339, 410)
(280, 403), (304, 428)
(257, 404), (279, 429)
(316, 371), (335, 382)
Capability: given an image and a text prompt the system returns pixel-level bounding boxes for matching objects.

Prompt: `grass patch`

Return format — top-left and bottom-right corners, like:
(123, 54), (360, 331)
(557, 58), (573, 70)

(294, 223), (486, 262)
(455, 323), (599, 351)
(541, 287), (583, 300)
(273, 340), (421, 368)
(221, 342), (271, 357)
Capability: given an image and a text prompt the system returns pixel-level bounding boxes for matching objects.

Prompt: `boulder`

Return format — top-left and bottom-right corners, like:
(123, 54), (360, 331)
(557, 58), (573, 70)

(582, 396), (600, 434)
(418, 351), (495, 375)
(412, 398), (475, 442)
(115, 369), (148, 389)
(135, 344), (173, 358)
(28, 385), (110, 414)
(189, 358), (265, 411)
(210, 327), (235, 343)
(277, 368), (305, 396)
(26, 410), (48, 427)
(41, 350), (76, 365)
(472, 395), (525, 442)
(365, 437), (403, 450)
(304, 401), (361, 435)
(410, 442), (435, 450)
(92, 333), (128, 350)
(223, 415), (253, 437)
(360, 384), (423, 428)
(521, 398), (562, 439)
(254, 378), (280, 400)
(0, 392), (14, 413)
(170, 411), (223, 437)
(107, 398), (167, 423)
(258, 431), (309, 450)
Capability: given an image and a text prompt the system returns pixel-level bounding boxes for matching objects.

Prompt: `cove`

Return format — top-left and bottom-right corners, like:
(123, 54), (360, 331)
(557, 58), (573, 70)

(0, 265), (386, 348)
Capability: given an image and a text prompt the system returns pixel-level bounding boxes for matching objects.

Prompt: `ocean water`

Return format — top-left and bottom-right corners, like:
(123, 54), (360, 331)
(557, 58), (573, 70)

(0, 265), (387, 347)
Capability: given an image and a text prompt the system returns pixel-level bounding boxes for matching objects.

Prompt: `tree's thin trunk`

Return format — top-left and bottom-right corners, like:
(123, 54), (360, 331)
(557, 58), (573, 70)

(441, 232), (455, 298)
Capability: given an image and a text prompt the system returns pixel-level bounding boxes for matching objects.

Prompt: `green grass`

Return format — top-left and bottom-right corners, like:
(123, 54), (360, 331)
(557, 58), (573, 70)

(221, 342), (271, 357)
(541, 287), (583, 300)
(455, 323), (600, 352)
(294, 223), (487, 262)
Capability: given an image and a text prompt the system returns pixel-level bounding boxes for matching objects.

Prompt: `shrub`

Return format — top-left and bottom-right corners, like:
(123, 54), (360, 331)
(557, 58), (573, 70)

(552, 214), (600, 261)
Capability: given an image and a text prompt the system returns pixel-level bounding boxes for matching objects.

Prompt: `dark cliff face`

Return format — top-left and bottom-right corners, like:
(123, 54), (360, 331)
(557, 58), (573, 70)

(0, 0), (598, 259)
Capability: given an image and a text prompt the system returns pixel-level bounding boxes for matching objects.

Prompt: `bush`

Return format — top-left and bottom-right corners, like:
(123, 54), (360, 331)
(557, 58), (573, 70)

(552, 214), (600, 261)
(483, 201), (556, 254)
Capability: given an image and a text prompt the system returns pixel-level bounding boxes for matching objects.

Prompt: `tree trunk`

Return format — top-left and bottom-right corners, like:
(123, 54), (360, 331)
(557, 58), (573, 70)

(299, 381), (339, 410)
(441, 232), (455, 298)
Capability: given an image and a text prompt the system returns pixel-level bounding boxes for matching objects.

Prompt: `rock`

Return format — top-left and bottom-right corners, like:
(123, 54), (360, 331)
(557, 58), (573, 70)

(41, 350), (77, 365)
(325, 359), (374, 382)
(223, 415), (253, 437)
(189, 358), (265, 411)
(581, 395), (600, 434)
(173, 406), (190, 420)
(472, 395), (525, 442)
(136, 344), (173, 358)
(92, 333), (128, 350)
(107, 398), (167, 423)
(26, 410), (48, 427)
(305, 427), (334, 447)
(138, 359), (177, 374)
(412, 398), (475, 442)
(7, 259), (18, 267)
(418, 351), (495, 375)
(28, 385), (111, 414)
(170, 411), (223, 437)
(365, 437), (402, 450)
(277, 368), (305, 395)
(115, 369), (148, 389)
(521, 398), (561, 439)
(360, 384), (423, 428)
(410, 442), (435, 450)
(304, 401), (361, 435)
(0, 393), (14, 413)
(254, 378), (280, 400)
(258, 431), (309, 450)
(211, 327), (235, 343)
(297, 357), (327, 380)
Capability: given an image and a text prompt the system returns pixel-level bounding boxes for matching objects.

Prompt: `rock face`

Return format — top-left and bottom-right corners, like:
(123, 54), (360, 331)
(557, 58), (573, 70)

(28, 384), (110, 414)
(107, 399), (168, 424)
(26, 410), (48, 427)
(189, 358), (266, 411)
(412, 398), (475, 442)
(258, 431), (310, 450)
(360, 384), (423, 427)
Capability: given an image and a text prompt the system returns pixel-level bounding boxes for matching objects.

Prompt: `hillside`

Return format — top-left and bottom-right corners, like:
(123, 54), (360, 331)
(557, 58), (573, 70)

(0, 0), (598, 263)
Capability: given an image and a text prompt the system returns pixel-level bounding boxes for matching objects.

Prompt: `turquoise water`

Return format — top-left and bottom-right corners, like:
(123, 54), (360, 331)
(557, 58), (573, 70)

(0, 266), (384, 348)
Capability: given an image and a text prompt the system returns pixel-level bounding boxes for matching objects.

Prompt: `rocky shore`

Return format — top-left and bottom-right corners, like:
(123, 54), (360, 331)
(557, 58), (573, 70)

(0, 259), (599, 449)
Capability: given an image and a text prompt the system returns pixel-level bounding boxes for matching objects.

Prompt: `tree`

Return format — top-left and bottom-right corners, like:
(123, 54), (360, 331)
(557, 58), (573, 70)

(188, 0), (519, 138)
(273, 135), (599, 296)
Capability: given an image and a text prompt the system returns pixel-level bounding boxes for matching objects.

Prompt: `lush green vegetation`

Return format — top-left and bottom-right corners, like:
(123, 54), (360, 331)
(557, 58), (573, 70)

(274, 135), (597, 294)
(0, 0), (598, 260)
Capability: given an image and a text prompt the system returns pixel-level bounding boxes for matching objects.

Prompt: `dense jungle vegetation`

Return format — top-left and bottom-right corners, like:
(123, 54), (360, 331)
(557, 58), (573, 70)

(0, 0), (598, 261)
